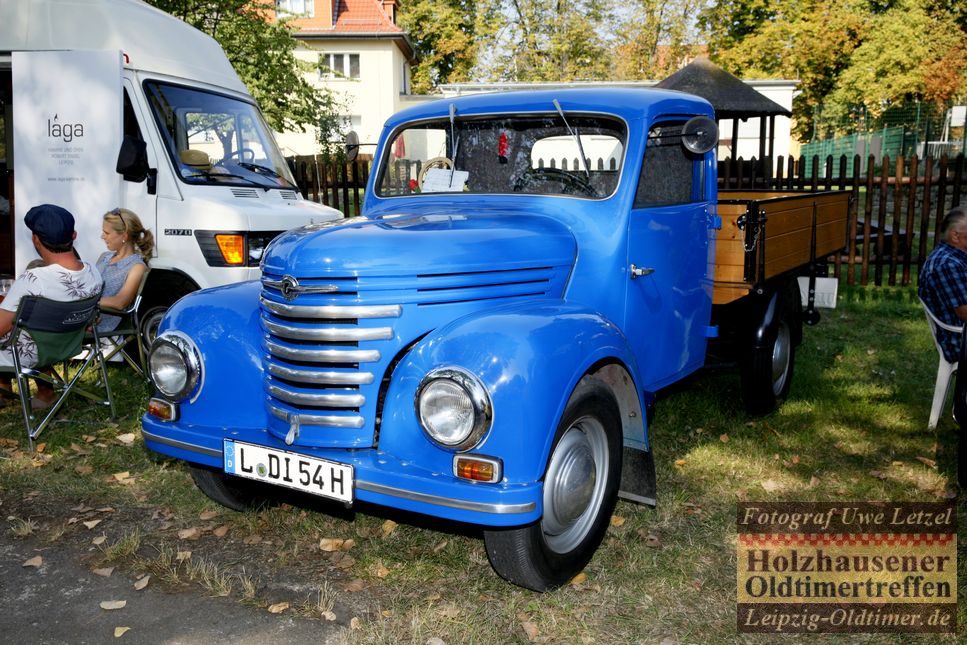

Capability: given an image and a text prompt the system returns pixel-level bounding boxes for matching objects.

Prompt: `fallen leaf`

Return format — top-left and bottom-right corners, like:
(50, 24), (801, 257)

(114, 627), (130, 638)
(521, 621), (540, 641)
(374, 562), (390, 578)
(570, 572), (587, 585)
(175, 551), (192, 562)
(83, 435), (96, 443)
(719, 434), (729, 443)
(319, 538), (344, 552)
(112, 472), (130, 482)
(198, 510), (218, 521)
(100, 600), (127, 610)
(760, 479), (780, 493)
(134, 575), (150, 591)
(22, 556), (42, 568)
(381, 519), (398, 537)
(808, 476), (821, 488)
(674, 459), (687, 467)
(322, 610), (336, 621)
(869, 470), (888, 480)
(83, 520), (102, 530)
(35, 443), (46, 453)
(92, 535), (107, 546)
(267, 602), (289, 614)
(242, 535), (261, 545)
(116, 433), (136, 446)
(610, 515), (626, 527)
(432, 540), (448, 553)
(343, 579), (365, 592)
(97, 507), (116, 513)
(350, 617), (361, 630)
(212, 525), (229, 538)
(93, 567), (115, 577)
(915, 456), (937, 469)
(75, 465), (94, 475)
(638, 530), (661, 548)
(334, 555), (355, 570)
(177, 528), (201, 540)
(341, 539), (355, 551)
(791, 455), (800, 465)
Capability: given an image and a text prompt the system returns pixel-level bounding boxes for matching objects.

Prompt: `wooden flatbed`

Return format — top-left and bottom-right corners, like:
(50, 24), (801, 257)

(712, 190), (850, 305)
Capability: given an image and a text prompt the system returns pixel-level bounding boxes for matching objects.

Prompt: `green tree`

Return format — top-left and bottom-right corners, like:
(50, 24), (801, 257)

(699, 0), (967, 140)
(146, 0), (337, 133)
(612, 0), (705, 80)
(398, 0), (477, 93)
(474, 0), (613, 82)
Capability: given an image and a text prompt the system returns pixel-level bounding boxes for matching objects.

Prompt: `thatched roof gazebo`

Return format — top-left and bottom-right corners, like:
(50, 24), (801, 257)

(657, 57), (791, 182)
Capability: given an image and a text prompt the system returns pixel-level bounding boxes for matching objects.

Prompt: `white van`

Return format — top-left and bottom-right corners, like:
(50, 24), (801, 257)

(0, 0), (341, 341)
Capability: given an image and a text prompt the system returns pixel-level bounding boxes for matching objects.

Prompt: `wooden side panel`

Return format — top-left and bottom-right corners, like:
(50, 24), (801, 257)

(712, 191), (850, 305)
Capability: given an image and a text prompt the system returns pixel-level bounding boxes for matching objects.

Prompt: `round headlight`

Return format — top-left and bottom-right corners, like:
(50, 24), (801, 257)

(416, 368), (492, 451)
(149, 333), (201, 401)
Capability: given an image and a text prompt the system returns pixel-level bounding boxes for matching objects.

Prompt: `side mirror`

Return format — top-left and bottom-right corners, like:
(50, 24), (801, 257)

(344, 130), (359, 162)
(681, 116), (718, 154)
(116, 135), (149, 182)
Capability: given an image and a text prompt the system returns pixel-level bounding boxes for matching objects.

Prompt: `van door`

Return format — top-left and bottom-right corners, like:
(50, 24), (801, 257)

(624, 119), (716, 390)
(118, 81), (158, 258)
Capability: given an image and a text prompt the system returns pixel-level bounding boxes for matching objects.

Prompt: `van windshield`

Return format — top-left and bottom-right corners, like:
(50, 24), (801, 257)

(144, 81), (297, 189)
(376, 114), (626, 199)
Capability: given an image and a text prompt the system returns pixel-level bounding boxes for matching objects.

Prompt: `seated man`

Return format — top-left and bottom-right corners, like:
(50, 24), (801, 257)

(919, 206), (967, 363)
(0, 204), (102, 407)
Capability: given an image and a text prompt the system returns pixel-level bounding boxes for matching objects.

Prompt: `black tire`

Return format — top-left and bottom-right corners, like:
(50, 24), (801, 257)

(139, 304), (168, 350)
(189, 464), (272, 512)
(740, 308), (796, 415)
(483, 385), (621, 591)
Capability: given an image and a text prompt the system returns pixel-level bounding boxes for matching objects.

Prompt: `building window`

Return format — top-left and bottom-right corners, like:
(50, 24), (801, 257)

(320, 53), (361, 80)
(276, 0), (313, 17)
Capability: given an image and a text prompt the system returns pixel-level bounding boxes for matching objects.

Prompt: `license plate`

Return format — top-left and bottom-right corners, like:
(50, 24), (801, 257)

(223, 440), (353, 503)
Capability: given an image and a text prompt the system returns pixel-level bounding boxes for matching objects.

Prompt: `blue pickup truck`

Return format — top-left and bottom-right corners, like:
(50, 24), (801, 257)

(142, 88), (848, 590)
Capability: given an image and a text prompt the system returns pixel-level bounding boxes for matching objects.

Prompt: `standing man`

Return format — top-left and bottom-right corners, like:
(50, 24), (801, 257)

(919, 205), (967, 363)
(0, 204), (102, 406)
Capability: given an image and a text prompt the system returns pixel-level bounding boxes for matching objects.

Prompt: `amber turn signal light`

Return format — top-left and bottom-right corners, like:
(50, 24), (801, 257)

(454, 455), (501, 483)
(215, 234), (245, 265)
(147, 397), (178, 421)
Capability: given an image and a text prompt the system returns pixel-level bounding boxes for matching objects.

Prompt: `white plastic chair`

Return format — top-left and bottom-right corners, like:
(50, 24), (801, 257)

(919, 298), (963, 429)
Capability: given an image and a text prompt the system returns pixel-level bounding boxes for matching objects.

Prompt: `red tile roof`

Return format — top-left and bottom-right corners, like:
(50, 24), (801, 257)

(295, 0), (402, 34)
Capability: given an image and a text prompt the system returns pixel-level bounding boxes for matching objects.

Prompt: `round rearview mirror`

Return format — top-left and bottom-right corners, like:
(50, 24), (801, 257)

(345, 130), (360, 162)
(682, 116), (718, 154)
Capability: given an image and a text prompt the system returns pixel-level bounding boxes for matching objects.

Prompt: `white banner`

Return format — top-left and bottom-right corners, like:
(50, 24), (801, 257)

(12, 49), (122, 270)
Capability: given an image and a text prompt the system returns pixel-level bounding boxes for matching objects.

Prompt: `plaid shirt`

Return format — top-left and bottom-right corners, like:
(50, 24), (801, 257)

(918, 242), (967, 362)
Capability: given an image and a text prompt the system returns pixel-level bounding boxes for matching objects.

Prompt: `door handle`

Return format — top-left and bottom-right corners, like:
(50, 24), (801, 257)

(630, 264), (655, 279)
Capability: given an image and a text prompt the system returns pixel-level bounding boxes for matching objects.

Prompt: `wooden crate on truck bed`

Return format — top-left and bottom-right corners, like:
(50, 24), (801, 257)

(713, 190), (850, 305)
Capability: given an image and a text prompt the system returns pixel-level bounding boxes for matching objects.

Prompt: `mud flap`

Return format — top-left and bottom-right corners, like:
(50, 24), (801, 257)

(618, 446), (656, 506)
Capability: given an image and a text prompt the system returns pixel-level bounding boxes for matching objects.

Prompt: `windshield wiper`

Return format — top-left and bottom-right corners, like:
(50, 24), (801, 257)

(182, 171), (268, 189)
(553, 99), (591, 181)
(238, 162), (298, 189)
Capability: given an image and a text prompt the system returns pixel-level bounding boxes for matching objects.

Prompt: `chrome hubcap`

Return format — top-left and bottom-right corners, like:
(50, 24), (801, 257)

(771, 321), (791, 396)
(542, 415), (608, 554)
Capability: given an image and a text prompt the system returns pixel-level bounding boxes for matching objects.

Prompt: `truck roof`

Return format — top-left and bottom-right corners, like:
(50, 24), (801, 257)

(385, 87), (715, 129)
(0, 0), (247, 95)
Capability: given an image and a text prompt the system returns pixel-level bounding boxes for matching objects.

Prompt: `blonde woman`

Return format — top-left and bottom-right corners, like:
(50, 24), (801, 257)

(96, 207), (154, 332)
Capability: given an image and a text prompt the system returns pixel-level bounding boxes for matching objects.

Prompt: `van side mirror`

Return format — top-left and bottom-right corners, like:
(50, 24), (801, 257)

(116, 135), (150, 182)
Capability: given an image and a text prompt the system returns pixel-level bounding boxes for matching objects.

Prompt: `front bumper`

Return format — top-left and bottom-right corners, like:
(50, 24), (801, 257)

(142, 417), (541, 527)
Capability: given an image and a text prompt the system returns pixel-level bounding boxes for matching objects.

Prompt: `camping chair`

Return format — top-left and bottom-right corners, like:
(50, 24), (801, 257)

(919, 298), (963, 429)
(93, 268), (150, 378)
(0, 295), (114, 448)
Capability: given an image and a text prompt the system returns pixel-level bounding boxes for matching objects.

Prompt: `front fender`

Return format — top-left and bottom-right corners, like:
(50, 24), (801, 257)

(378, 300), (642, 484)
(155, 280), (266, 429)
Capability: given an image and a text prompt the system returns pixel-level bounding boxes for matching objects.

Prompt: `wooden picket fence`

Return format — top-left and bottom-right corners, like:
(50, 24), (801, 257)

(288, 153), (967, 288)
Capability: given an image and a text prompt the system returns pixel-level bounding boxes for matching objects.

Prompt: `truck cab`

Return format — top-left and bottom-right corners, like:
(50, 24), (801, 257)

(143, 88), (827, 591)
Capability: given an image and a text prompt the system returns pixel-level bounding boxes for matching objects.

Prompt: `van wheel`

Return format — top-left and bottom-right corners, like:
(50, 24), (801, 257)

(483, 386), (621, 591)
(140, 305), (167, 348)
(189, 465), (271, 512)
(740, 315), (795, 415)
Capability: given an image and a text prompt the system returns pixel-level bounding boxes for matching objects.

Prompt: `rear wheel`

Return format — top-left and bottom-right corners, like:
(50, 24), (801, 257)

(189, 464), (272, 512)
(484, 386), (621, 591)
(740, 293), (797, 415)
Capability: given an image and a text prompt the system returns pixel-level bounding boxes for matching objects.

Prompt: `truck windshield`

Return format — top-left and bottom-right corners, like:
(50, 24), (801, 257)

(376, 114), (625, 199)
(144, 81), (297, 190)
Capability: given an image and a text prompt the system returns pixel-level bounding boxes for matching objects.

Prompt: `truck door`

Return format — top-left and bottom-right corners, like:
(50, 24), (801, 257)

(624, 120), (715, 390)
(119, 81), (158, 250)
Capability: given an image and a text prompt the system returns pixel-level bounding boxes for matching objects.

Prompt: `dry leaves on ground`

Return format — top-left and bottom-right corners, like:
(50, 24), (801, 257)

(382, 519), (398, 537)
(83, 520), (102, 530)
(134, 575), (150, 591)
(114, 627), (130, 638)
(116, 434), (136, 446)
(100, 600), (127, 610)
(92, 567), (114, 577)
(177, 527), (201, 540)
(22, 556), (42, 568)
(267, 602), (289, 614)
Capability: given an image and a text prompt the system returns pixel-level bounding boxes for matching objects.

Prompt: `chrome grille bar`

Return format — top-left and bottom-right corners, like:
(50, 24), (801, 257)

(263, 319), (393, 342)
(265, 340), (380, 363)
(269, 405), (365, 428)
(268, 364), (374, 385)
(268, 385), (364, 408)
(261, 297), (401, 320)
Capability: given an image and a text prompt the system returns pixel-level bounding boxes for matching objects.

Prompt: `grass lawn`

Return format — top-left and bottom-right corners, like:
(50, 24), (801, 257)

(0, 283), (963, 643)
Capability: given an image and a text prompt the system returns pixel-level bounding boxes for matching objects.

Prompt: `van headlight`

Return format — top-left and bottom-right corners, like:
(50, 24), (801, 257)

(149, 332), (202, 401)
(415, 367), (492, 451)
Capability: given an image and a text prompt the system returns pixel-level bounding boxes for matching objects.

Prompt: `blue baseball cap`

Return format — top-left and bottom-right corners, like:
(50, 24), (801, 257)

(25, 204), (75, 245)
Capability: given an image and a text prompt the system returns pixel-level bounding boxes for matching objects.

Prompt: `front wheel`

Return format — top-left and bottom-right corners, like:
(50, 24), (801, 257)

(189, 465), (272, 512)
(484, 386), (621, 591)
